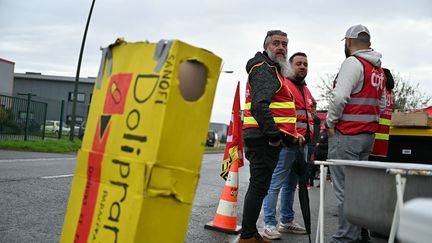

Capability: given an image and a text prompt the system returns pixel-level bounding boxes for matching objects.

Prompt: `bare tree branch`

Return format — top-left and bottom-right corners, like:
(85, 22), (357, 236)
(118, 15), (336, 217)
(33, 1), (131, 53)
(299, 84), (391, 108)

(316, 71), (432, 112)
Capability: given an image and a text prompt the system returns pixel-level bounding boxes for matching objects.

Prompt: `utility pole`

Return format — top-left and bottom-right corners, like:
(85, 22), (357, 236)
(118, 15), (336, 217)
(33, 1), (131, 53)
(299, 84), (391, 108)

(70, 0), (96, 141)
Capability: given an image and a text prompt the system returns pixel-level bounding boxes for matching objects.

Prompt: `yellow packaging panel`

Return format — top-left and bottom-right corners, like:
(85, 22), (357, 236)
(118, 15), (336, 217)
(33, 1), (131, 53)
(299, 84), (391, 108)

(61, 39), (221, 243)
(390, 127), (432, 137)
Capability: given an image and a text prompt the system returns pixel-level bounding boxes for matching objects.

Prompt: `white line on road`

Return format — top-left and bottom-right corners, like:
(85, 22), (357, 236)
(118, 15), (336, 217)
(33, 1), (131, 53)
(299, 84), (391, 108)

(40, 174), (74, 179)
(0, 157), (76, 163)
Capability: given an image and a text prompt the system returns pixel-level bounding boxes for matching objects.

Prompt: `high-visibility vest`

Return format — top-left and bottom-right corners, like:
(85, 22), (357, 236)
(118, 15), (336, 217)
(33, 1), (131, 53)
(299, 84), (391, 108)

(371, 88), (392, 157)
(285, 79), (314, 139)
(243, 61), (297, 137)
(335, 57), (386, 135)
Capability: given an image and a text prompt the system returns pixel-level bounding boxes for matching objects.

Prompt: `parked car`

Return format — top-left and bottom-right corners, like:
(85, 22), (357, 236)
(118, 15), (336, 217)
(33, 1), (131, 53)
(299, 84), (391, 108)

(206, 130), (218, 147)
(41, 120), (70, 135)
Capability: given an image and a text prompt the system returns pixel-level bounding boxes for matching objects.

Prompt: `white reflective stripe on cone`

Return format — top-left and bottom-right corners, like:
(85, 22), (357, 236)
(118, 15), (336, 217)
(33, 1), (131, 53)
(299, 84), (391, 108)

(226, 172), (238, 187)
(216, 199), (237, 217)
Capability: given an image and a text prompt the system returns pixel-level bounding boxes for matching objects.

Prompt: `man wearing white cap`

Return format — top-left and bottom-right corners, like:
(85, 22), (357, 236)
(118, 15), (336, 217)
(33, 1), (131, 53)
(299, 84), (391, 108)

(325, 24), (387, 243)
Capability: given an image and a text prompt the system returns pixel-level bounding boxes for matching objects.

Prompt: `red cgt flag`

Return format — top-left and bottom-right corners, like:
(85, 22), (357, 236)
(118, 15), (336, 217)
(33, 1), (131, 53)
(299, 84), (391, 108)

(220, 81), (244, 180)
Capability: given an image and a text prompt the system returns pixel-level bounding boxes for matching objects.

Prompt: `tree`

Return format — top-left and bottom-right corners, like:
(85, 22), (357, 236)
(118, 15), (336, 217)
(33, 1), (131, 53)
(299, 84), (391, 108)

(316, 74), (336, 110)
(316, 71), (432, 111)
(0, 106), (17, 133)
(0, 106), (13, 125)
(392, 72), (432, 111)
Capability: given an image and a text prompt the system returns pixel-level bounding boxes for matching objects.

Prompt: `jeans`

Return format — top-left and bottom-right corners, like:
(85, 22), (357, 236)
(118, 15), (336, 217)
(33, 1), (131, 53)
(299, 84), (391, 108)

(328, 130), (374, 243)
(240, 143), (282, 239)
(263, 144), (308, 226)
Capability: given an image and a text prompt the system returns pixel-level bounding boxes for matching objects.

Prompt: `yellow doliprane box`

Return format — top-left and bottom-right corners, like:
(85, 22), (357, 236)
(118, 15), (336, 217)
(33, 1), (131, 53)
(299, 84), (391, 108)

(61, 39), (222, 243)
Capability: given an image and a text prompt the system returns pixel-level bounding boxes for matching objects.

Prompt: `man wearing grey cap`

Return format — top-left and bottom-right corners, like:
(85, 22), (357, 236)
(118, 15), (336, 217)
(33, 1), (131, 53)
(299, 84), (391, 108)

(325, 24), (387, 243)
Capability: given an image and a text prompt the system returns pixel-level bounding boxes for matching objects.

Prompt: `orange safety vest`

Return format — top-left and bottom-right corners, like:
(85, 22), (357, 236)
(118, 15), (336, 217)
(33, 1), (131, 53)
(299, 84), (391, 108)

(336, 57), (386, 135)
(285, 79), (314, 139)
(371, 88), (392, 157)
(243, 61), (297, 137)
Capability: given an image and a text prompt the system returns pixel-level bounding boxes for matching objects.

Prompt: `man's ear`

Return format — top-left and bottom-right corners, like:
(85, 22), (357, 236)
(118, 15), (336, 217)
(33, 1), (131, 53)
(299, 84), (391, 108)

(346, 39), (352, 48)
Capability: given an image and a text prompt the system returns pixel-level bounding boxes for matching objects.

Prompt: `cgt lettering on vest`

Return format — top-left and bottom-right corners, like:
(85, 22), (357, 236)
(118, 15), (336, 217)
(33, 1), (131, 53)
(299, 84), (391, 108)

(371, 71), (385, 91)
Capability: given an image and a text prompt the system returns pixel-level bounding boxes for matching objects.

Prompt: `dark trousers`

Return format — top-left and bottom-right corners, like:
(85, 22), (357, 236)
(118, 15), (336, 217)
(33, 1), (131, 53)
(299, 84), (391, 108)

(307, 143), (317, 185)
(240, 143), (281, 239)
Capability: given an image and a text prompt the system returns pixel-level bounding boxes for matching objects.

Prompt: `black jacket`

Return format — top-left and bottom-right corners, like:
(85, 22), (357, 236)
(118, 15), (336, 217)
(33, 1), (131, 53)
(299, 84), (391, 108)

(243, 51), (294, 147)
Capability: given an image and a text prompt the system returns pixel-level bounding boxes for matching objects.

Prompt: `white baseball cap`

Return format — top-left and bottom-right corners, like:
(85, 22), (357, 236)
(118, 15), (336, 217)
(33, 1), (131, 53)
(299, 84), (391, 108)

(342, 24), (370, 41)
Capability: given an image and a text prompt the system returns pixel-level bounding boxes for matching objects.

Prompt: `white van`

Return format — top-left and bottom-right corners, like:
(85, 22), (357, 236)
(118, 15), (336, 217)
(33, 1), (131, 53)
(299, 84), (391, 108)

(41, 120), (70, 135)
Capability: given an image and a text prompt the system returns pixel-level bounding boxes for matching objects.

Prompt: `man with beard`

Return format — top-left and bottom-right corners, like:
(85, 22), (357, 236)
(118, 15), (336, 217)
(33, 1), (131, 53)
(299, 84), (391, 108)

(262, 52), (314, 240)
(240, 30), (303, 243)
(326, 24), (386, 243)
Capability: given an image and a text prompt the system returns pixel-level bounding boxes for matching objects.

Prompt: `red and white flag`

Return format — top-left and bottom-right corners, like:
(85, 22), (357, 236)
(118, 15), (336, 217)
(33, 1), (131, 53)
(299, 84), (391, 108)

(220, 81), (244, 180)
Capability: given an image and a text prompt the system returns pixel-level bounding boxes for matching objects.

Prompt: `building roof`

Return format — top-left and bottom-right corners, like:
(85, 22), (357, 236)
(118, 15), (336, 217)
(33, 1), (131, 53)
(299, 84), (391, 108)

(14, 72), (96, 84)
(0, 58), (15, 65)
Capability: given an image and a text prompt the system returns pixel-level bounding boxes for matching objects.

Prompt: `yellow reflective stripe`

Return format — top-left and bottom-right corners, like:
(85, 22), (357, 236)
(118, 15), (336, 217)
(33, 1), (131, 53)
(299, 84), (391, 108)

(274, 117), (297, 123)
(379, 118), (391, 126)
(375, 133), (389, 140)
(243, 116), (296, 125)
(244, 102), (295, 110)
(243, 116), (258, 125)
(270, 102), (295, 109)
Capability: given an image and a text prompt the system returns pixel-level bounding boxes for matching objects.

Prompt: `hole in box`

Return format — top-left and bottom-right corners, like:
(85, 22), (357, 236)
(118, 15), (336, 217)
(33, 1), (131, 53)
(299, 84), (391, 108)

(178, 60), (208, 101)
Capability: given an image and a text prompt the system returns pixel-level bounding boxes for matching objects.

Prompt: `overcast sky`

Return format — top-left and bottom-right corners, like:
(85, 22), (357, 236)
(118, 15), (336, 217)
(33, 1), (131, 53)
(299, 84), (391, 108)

(1, 0), (431, 123)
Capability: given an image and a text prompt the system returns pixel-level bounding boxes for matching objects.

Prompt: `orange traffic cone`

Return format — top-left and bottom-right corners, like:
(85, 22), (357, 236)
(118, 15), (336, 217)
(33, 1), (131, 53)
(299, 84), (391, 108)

(204, 159), (241, 234)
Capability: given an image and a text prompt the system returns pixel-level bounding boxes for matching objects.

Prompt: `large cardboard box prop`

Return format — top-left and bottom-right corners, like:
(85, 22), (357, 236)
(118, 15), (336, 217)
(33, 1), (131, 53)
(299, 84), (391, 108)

(60, 39), (222, 243)
(391, 111), (432, 128)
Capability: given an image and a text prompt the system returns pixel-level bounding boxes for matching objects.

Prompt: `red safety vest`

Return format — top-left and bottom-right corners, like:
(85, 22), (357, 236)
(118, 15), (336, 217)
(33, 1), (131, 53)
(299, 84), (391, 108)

(335, 57), (386, 135)
(243, 61), (298, 137)
(371, 89), (392, 157)
(285, 79), (314, 139)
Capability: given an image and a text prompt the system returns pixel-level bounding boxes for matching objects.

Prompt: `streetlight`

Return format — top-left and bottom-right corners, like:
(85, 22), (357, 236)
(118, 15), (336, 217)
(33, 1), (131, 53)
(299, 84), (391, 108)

(70, 0), (96, 141)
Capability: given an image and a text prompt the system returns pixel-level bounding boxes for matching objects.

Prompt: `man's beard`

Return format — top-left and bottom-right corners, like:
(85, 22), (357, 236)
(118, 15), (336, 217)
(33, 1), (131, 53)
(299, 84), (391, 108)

(267, 49), (292, 77)
(294, 73), (307, 82)
(280, 61), (293, 78)
(345, 44), (351, 58)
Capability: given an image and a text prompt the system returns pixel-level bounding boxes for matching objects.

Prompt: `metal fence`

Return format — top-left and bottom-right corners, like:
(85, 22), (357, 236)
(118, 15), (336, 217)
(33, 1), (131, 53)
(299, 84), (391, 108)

(0, 94), (47, 141)
(0, 94), (90, 141)
(35, 96), (89, 139)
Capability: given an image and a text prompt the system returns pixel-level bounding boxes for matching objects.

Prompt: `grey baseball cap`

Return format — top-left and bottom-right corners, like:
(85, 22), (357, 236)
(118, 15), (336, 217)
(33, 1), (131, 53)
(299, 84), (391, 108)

(341, 24), (370, 41)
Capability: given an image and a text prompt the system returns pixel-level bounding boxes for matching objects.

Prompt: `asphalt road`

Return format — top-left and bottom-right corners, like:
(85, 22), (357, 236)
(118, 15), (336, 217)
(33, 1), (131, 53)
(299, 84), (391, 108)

(0, 149), (387, 243)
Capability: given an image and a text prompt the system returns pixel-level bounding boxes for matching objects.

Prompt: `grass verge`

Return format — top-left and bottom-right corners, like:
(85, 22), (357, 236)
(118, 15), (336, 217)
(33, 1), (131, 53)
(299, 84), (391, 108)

(0, 139), (82, 153)
(0, 139), (225, 154)
(205, 145), (225, 152)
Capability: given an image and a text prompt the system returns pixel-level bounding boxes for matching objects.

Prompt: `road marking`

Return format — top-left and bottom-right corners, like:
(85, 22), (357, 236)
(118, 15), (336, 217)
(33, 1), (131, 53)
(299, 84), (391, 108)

(40, 174), (74, 179)
(0, 157), (76, 163)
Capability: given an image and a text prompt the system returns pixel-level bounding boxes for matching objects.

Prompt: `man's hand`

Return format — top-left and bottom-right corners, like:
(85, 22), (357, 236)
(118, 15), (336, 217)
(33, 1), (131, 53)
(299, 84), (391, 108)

(269, 140), (281, 147)
(327, 128), (336, 137)
(297, 134), (305, 144)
